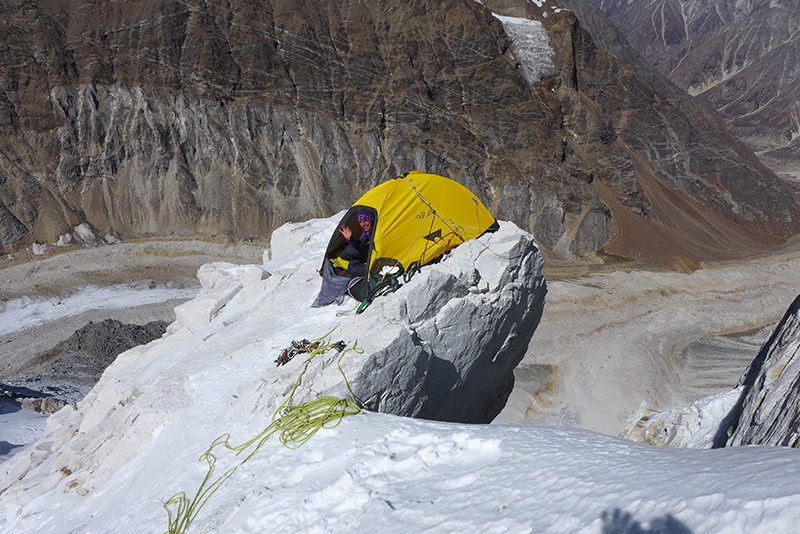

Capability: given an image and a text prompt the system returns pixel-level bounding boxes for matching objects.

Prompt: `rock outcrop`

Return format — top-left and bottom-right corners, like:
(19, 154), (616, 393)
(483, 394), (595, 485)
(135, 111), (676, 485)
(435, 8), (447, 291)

(1, 0), (798, 266)
(351, 222), (546, 423)
(723, 294), (800, 447)
(2, 318), (170, 409)
(0, 216), (545, 501)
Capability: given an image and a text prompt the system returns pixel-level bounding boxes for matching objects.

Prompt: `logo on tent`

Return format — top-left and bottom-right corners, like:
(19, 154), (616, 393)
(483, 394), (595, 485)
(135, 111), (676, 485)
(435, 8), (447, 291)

(423, 229), (443, 242)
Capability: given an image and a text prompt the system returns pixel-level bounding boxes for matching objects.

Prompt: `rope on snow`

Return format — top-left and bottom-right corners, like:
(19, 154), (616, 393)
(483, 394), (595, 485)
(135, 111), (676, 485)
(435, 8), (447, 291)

(163, 329), (363, 534)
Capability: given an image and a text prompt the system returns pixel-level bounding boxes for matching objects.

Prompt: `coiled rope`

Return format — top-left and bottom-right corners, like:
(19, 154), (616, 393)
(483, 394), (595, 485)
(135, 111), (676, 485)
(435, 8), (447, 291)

(163, 331), (363, 534)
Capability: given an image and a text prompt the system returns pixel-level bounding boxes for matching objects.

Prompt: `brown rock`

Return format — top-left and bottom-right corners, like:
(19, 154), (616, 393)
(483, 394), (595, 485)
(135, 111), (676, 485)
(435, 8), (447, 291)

(0, 0), (797, 267)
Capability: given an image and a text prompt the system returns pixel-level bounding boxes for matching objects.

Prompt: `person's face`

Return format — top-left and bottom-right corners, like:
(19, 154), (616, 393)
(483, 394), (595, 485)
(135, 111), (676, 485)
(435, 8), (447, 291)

(359, 218), (372, 233)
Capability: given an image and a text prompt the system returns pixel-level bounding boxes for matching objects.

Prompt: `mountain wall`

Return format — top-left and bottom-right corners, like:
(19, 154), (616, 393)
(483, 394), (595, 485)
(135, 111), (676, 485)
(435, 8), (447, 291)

(1, 0), (798, 266)
(585, 0), (800, 183)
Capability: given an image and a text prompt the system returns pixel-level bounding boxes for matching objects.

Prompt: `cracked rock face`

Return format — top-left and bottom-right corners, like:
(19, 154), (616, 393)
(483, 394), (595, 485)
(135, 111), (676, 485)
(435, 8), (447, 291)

(724, 294), (800, 447)
(586, 0), (800, 183)
(1, 0), (798, 266)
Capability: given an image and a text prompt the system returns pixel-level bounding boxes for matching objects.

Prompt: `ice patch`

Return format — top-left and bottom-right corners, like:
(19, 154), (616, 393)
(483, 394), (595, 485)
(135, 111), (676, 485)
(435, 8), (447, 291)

(493, 15), (557, 84)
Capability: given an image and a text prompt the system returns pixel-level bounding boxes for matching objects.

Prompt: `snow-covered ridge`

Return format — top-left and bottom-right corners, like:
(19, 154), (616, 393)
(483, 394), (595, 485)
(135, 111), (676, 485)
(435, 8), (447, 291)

(1, 216), (800, 533)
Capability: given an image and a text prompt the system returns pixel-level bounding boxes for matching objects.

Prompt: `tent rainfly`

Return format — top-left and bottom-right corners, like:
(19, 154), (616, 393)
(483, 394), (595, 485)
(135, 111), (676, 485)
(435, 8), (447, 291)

(313, 170), (499, 309)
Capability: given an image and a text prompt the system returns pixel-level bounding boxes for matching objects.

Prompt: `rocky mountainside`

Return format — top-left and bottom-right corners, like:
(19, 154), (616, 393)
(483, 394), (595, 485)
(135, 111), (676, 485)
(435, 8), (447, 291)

(585, 0), (800, 183)
(1, 0), (799, 266)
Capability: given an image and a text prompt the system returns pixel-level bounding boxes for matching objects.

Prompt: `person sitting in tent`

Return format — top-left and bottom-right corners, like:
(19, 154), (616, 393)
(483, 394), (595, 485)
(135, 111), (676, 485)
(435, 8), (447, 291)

(337, 208), (373, 277)
(312, 171), (498, 310)
(312, 205), (378, 307)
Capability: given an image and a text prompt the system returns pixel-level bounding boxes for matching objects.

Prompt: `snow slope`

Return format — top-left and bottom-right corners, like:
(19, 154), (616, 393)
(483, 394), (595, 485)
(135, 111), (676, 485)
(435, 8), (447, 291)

(493, 14), (557, 84)
(1, 215), (799, 533)
(0, 400), (47, 464)
(8, 412), (800, 534)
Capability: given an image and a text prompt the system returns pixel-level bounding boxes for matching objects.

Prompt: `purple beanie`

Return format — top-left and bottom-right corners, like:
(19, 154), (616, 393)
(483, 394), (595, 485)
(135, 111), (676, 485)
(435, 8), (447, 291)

(357, 208), (374, 222)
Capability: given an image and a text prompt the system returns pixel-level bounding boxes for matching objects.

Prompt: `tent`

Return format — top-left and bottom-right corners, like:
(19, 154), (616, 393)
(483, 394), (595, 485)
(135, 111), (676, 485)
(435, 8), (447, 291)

(312, 170), (498, 308)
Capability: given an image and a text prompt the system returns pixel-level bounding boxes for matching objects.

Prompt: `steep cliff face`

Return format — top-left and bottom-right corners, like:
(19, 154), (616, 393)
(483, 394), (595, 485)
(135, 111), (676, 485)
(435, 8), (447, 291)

(586, 0), (800, 183)
(0, 0), (564, 251)
(505, 0), (800, 263)
(1, 0), (798, 265)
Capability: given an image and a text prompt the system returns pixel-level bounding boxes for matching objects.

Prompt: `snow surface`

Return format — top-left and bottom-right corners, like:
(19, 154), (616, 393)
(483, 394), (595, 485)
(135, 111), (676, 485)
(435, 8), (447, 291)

(0, 282), (197, 462)
(492, 14), (557, 84)
(0, 282), (197, 337)
(0, 399), (47, 464)
(1, 216), (800, 533)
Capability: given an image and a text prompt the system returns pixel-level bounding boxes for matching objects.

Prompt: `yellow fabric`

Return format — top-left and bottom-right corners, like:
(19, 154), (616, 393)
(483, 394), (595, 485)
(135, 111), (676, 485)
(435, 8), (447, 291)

(329, 256), (350, 271)
(353, 170), (497, 275)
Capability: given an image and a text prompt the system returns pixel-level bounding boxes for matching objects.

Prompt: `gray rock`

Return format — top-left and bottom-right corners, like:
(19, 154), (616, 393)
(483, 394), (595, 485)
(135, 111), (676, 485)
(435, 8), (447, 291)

(351, 222), (547, 423)
(19, 397), (67, 415)
(6, 318), (169, 407)
(724, 294), (800, 447)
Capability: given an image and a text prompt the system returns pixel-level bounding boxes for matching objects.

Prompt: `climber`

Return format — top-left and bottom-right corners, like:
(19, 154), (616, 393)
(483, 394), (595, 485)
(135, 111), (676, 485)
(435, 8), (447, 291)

(337, 208), (373, 277)
(312, 171), (498, 309)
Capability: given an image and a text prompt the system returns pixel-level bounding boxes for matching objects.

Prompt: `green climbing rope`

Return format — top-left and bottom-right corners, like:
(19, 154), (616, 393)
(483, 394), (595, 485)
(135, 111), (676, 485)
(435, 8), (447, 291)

(163, 332), (363, 534)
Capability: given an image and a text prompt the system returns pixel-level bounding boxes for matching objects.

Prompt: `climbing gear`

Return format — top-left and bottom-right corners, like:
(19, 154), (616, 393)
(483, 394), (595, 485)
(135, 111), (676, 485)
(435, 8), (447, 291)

(356, 276), (401, 314)
(164, 329), (363, 534)
(356, 261), (418, 314)
(275, 338), (347, 366)
(404, 260), (422, 282)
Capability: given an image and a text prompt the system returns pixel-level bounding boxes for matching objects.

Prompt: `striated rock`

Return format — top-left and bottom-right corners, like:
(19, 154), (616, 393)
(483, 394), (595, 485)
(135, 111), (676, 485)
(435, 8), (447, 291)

(553, 0), (800, 262)
(0, 0), (797, 267)
(586, 0), (800, 183)
(724, 294), (800, 447)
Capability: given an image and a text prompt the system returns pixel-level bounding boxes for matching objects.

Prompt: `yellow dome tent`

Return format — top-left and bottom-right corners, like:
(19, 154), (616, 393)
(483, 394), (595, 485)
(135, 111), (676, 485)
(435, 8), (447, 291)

(313, 170), (498, 309)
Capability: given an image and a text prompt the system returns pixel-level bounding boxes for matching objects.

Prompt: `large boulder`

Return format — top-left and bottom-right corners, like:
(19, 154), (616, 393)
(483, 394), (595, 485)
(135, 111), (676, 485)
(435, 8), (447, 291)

(350, 222), (546, 423)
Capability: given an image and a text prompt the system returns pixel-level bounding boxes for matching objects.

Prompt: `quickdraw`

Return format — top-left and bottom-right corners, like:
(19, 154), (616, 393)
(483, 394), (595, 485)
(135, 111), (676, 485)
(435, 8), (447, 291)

(404, 260), (422, 282)
(275, 338), (347, 366)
